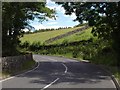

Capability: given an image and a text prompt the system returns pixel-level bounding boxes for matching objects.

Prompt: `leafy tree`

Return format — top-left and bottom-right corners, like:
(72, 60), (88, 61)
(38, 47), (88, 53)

(2, 2), (55, 56)
(56, 2), (120, 66)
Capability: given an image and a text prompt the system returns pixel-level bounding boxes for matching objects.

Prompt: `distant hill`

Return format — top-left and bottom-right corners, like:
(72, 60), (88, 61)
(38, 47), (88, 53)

(20, 26), (82, 44)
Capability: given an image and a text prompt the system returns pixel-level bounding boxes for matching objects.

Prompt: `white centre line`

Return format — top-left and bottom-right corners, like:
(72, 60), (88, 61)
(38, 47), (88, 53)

(62, 63), (68, 74)
(41, 56), (68, 74)
(41, 78), (59, 90)
(40, 57), (68, 90)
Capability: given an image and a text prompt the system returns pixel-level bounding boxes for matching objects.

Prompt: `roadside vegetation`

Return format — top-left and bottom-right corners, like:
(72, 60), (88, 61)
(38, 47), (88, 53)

(19, 26), (120, 84)
(2, 2), (120, 85)
(19, 26), (116, 65)
(2, 2), (55, 57)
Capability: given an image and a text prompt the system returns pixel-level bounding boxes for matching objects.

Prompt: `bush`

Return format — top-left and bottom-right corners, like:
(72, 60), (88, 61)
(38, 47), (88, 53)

(72, 51), (78, 58)
(29, 41), (41, 51)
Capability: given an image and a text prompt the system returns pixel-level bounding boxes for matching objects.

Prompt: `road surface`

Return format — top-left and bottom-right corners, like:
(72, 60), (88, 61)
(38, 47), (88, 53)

(1, 55), (116, 90)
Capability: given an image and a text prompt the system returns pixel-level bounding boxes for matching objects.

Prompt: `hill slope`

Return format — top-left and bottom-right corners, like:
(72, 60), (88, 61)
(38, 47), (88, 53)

(51, 27), (93, 45)
(20, 26), (82, 44)
(45, 25), (89, 44)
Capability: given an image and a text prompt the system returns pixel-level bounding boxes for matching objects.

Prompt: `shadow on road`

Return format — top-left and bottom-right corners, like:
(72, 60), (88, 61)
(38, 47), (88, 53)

(16, 61), (111, 85)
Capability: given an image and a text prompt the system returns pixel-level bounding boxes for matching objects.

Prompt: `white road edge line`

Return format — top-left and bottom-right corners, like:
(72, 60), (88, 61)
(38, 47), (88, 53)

(41, 78), (59, 90)
(111, 79), (116, 89)
(62, 63), (68, 73)
(111, 75), (118, 89)
(0, 62), (40, 82)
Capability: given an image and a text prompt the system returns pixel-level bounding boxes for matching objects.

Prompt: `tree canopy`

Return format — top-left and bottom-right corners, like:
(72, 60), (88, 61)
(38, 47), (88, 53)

(2, 2), (55, 56)
(56, 2), (120, 65)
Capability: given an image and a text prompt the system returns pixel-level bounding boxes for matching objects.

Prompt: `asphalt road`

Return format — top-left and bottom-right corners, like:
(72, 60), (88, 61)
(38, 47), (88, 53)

(1, 55), (116, 90)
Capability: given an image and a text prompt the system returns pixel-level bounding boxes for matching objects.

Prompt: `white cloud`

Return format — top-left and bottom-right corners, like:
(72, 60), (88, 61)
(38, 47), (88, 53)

(32, 24), (45, 30)
(46, 2), (76, 20)
(70, 13), (77, 19)
(47, 22), (58, 25)
(46, 0), (55, 5)
(29, 0), (79, 30)
(64, 13), (77, 20)
(55, 6), (65, 14)
(22, 28), (29, 32)
(46, 2), (65, 14)
(45, 17), (57, 21)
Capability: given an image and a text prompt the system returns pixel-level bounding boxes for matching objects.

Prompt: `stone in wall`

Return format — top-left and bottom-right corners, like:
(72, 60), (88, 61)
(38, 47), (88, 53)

(1, 53), (33, 73)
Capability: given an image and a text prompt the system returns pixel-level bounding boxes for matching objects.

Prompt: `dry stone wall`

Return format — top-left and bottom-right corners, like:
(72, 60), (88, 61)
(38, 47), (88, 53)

(45, 25), (89, 44)
(1, 53), (33, 72)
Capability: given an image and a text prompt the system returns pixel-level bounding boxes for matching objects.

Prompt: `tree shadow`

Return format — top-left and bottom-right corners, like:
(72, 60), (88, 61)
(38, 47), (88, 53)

(16, 61), (111, 86)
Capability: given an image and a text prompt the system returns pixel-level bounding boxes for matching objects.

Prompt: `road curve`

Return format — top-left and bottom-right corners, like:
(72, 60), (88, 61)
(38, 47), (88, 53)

(2, 54), (116, 90)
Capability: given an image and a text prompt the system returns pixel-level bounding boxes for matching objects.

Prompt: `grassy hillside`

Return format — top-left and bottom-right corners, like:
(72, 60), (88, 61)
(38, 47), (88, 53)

(20, 26), (82, 44)
(50, 27), (95, 45)
(20, 27), (116, 65)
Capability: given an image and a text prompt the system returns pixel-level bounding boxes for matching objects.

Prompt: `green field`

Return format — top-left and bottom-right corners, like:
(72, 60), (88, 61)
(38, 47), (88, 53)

(20, 26), (82, 44)
(51, 27), (94, 45)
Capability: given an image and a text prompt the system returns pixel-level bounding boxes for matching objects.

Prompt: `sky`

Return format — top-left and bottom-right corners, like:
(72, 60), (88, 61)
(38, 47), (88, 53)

(28, 0), (79, 31)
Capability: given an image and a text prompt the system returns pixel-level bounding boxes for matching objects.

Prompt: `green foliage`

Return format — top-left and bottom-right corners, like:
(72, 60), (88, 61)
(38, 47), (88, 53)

(22, 41), (30, 49)
(29, 41), (41, 51)
(2, 2), (55, 56)
(20, 27), (118, 66)
(56, 2), (120, 66)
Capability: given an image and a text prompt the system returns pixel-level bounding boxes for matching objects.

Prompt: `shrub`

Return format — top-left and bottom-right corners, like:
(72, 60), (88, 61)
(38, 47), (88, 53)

(72, 51), (78, 58)
(21, 41), (30, 49)
(29, 41), (41, 51)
